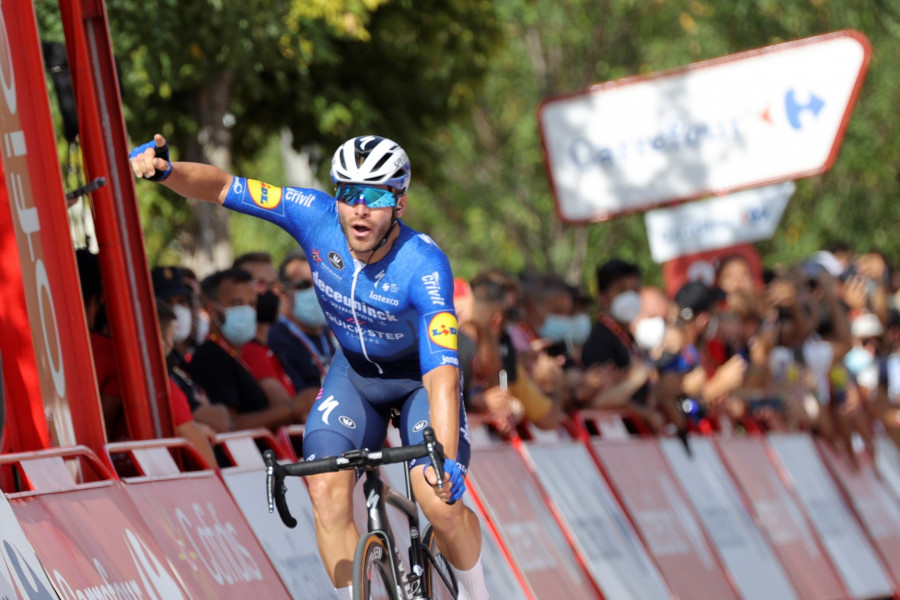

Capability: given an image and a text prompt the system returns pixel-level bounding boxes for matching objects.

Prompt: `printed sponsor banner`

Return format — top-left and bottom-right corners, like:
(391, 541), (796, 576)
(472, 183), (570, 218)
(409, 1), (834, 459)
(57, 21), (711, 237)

(661, 242), (763, 298)
(874, 435), (900, 502)
(221, 468), (333, 598)
(0, 493), (58, 599)
(118, 474), (290, 598)
(817, 440), (900, 586)
(468, 445), (597, 598)
(539, 30), (870, 222)
(768, 434), (895, 599)
(660, 437), (799, 600)
(10, 484), (191, 599)
(523, 441), (673, 600)
(644, 182), (794, 263)
(717, 437), (846, 600)
(592, 439), (739, 600)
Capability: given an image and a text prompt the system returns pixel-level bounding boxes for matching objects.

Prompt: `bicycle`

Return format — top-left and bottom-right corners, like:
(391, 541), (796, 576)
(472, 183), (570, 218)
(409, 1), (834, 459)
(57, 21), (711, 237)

(264, 426), (459, 600)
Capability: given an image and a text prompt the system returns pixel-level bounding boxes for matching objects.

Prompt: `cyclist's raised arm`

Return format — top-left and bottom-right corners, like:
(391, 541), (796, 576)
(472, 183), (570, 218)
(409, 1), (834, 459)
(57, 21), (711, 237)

(130, 134), (232, 205)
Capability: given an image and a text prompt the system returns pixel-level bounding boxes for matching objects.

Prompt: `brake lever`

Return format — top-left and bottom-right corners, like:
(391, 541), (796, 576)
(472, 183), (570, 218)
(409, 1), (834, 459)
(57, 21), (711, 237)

(423, 427), (446, 490)
(263, 450), (297, 528)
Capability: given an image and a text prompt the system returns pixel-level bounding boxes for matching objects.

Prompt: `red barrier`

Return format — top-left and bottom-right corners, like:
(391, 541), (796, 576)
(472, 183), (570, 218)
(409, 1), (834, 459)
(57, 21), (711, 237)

(0, 488), (59, 598)
(717, 436), (848, 600)
(1, 446), (191, 598)
(817, 440), (900, 589)
(105, 438), (291, 598)
(521, 439), (675, 599)
(659, 437), (801, 599)
(215, 428), (335, 597)
(768, 434), (895, 600)
(591, 438), (740, 600)
(468, 442), (601, 598)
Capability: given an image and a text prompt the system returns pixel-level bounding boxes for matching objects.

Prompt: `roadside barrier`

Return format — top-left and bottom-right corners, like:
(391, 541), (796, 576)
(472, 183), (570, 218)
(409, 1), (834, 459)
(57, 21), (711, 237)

(768, 433), (896, 599)
(4, 420), (900, 599)
(104, 437), (292, 599)
(519, 434), (674, 600)
(659, 436), (800, 600)
(592, 437), (741, 600)
(716, 436), (848, 600)
(214, 428), (334, 598)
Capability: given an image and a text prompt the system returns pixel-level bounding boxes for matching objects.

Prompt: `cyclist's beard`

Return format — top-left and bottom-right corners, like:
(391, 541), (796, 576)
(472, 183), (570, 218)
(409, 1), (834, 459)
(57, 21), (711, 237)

(339, 212), (393, 257)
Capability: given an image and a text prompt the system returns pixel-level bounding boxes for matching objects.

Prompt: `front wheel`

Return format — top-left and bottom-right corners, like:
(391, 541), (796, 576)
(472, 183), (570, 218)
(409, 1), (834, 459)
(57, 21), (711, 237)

(353, 532), (399, 600)
(422, 525), (458, 600)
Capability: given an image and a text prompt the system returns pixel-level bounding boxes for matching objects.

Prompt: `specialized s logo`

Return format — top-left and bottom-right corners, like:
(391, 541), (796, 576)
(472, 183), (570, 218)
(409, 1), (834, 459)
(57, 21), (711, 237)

(247, 179), (283, 211)
(427, 312), (458, 350)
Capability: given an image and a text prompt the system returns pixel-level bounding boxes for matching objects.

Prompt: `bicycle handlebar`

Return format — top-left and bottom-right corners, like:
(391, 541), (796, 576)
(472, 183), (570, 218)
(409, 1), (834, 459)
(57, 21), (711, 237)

(264, 427), (447, 527)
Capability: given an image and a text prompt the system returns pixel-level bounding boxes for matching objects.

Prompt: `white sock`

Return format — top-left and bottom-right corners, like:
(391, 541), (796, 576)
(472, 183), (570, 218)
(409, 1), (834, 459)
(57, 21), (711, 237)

(450, 553), (490, 600)
(334, 585), (352, 600)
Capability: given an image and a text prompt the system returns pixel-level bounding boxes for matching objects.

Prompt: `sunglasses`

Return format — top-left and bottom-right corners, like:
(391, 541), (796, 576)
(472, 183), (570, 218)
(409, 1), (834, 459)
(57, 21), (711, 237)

(286, 280), (313, 291)
(335, 185), (397, 209)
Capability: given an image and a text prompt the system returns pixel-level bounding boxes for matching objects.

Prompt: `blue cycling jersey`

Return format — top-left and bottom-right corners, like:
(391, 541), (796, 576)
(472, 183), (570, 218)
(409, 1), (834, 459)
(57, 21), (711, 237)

(223, 177), (459, 380)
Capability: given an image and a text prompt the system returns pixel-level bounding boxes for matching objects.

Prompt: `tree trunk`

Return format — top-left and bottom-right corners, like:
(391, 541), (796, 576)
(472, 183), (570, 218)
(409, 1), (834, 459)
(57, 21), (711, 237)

(179, 70), (235, 277)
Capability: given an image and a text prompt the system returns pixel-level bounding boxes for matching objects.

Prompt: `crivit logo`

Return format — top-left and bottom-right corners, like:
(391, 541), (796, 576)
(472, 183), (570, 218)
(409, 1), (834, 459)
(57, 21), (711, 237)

(421, 272), (445, 306)
(427, 312), (458, 350)
(247, 179), (283, 212)
(285, 188), (315, 207)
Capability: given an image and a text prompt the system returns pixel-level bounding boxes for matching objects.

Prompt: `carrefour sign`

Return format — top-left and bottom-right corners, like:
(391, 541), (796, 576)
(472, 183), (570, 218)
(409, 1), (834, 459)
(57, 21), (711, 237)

(539, 30), (870, 223)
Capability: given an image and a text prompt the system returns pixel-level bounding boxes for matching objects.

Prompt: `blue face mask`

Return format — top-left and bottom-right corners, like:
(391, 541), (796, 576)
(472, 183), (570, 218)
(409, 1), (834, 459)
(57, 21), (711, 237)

(844, 345), (875, 375)
(539, 314), (592, 346)
(219, 304), (257, 345)
(293, 288), (326, 327)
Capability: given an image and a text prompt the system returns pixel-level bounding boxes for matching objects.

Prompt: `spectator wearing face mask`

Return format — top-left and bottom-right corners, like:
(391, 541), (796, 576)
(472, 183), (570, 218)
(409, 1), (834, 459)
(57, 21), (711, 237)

(151, 265), (231, 435)
(267, 249), (336, 423)
(188, 267), (295, 431)
(580, 259), (661, 429)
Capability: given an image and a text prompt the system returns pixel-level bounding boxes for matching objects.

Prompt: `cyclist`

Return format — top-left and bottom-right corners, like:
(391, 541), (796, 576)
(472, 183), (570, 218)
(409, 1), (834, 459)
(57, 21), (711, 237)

(130, 134), (490, 600)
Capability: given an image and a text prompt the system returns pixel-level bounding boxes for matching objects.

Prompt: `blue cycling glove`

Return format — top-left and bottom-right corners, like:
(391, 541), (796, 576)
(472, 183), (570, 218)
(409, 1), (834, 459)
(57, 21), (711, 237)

(129, 139), (172, 181)
(443, 458), (467, 503)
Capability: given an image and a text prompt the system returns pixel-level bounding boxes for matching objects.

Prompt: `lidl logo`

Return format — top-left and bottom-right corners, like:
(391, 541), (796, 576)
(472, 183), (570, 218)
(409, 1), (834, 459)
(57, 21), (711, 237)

(247, 179), (283, 211)
(428, 312), (458, 350)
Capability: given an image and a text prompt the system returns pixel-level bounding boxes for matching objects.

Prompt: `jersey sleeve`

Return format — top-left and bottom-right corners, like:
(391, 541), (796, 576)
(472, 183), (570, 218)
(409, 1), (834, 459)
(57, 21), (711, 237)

(411, 246), (460, 375)
(222, 176), (334, 247)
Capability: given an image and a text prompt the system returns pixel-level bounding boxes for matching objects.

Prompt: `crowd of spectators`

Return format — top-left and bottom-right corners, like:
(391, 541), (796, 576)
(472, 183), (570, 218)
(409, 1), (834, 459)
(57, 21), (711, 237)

(75, 240), (900, 467)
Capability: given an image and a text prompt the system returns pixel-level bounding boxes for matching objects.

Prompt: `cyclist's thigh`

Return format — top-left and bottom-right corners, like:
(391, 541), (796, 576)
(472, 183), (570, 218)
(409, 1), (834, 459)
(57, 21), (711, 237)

(303, 353), (389, 460)
(399, 382), (471, 471)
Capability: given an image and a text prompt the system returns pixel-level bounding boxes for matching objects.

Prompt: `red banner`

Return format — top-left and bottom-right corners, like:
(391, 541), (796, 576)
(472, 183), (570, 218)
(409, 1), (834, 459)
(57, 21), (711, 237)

(0, 0), (105, 453)
(717, 437), (846, 600)
(592, 439), (740, 600)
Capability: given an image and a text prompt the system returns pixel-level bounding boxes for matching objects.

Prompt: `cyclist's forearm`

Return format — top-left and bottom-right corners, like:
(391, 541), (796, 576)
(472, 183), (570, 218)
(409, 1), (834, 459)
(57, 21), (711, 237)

(161, 161), (233, 205)
(423, 365), (460, 460)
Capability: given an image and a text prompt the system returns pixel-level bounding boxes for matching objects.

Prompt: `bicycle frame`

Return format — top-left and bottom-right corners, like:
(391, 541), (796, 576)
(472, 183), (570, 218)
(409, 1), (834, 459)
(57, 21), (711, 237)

(362, 463), (455, 599)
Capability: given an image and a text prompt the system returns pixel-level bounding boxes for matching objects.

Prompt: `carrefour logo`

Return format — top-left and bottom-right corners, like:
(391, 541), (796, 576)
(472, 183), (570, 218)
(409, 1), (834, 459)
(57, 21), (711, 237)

(247, 179), (283, 211)
(427, 312), (458, 350)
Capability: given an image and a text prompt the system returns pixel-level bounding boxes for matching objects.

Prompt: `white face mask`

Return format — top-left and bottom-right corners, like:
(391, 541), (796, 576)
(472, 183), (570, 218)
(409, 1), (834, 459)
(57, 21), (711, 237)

(172, 304), (193, 344)
(194, 310), (210, 342)
(610, 290), (641, 324)
(634, 317), (666, 351)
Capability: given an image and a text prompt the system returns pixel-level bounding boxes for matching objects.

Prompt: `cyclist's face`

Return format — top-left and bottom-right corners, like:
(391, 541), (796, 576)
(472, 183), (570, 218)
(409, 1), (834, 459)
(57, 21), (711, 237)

(337, 185), (406, 257)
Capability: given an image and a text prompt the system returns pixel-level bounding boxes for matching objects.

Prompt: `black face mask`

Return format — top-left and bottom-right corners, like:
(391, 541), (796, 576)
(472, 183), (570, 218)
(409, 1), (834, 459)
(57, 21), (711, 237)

(256, 291), (280, 324)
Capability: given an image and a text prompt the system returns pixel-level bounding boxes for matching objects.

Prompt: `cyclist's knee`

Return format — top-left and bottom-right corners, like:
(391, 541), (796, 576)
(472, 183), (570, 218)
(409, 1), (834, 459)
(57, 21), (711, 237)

(307, 471), (355, 526)
(420, 495), (467, 532)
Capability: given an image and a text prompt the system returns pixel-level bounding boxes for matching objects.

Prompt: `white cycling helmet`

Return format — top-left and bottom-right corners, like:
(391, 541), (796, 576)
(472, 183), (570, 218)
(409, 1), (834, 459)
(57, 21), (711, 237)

(330, 135), (411, 194)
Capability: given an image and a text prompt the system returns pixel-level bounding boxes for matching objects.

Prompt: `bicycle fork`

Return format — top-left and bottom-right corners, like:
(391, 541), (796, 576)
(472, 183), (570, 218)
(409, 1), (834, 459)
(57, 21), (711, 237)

(362, 468), (429, 599)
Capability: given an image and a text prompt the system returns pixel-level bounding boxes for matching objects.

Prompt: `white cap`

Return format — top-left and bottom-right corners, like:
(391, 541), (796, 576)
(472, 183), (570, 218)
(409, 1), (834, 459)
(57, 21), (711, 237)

(812, 250), (845, 278)
(851, 312), (884, 338)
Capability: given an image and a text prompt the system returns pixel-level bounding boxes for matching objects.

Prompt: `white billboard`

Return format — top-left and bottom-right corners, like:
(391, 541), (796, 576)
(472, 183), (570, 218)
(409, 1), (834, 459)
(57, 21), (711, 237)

(539, 30), (870, 223)
(644, 181), (794, 263)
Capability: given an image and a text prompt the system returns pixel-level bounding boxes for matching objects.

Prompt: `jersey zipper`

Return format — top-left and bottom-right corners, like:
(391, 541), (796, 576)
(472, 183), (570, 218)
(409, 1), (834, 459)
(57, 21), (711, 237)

(351, 259), (383, 375)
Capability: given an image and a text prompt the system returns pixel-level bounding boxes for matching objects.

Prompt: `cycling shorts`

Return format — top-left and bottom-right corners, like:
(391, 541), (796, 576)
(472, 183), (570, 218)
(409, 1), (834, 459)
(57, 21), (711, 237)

(303, 349), (471, 473)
